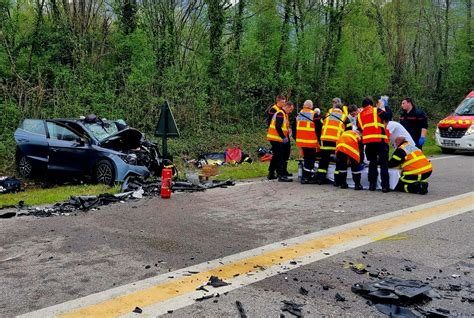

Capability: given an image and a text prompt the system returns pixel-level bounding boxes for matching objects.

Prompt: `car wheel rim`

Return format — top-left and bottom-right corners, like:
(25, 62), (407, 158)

(19, 157), (32, 177)
(97, 164), (113, 184)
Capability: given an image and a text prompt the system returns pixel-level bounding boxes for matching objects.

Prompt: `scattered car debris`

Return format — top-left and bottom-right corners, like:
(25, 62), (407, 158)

(335, 292), (346, 301)
(352, 277), (441, 317)
(375, 303), (419, 318)
(299, 287), (309, 296)
(0, 177), (22, 194)
(132, 306), (143, 314)
(207, 276), (230, 288)
(350, 263), (368, 275)
(280, 300), (304, 317)
(0, 211), (16, 219)
(235, 300), (248, 318)
(195, 294), (215, 302)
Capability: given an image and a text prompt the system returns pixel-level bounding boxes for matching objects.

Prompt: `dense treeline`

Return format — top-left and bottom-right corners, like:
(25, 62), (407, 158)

(0, 0), (472, 171)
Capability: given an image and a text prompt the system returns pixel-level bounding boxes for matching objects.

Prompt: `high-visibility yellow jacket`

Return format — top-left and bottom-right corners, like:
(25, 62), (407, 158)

(393, 142), (432, 175)
(267, 109), (289, 142)
(336, 130), (361, 162)
(320, 108), (350, 149)
(357, 106), (388, 144)
(296, 107), (319, 149)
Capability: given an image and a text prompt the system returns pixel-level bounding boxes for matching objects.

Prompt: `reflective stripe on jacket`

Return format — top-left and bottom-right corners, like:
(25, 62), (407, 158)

(321, 108), (348, 144)
(336, 130), (361, 162)
(357, 106), (388, 144)
(266, 109), (289, 142)
(399, 143), (433, 175)
(296, 108), (319, 148)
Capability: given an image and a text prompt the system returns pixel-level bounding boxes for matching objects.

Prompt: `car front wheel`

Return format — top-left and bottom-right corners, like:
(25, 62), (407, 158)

(18, 155), (34, 178)
(94, 160), (115, 186)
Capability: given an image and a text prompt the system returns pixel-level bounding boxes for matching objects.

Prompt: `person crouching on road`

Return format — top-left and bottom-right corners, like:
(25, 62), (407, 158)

(335, 129), (364, 190)
(388, 136), (432, 194)
(315, 98), (352, 185)
(267, 100), (292, 182)
(357, 97), (391, 192)
(296, 100), (322, 184)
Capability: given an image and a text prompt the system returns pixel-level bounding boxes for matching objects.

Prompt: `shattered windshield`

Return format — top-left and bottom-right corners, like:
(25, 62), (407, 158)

(84, 122), (119, 141)
(454, 98), (474, 115)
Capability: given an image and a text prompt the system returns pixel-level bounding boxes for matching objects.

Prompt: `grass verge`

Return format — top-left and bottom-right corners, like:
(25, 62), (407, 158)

(1, 184), (120, 207)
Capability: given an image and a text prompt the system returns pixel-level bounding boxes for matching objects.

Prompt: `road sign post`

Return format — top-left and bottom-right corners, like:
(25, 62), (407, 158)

(155, 101), (180, 159)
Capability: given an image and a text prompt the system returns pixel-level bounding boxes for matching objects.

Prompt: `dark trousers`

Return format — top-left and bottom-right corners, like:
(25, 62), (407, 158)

(335, 152), (360, 174)
(269, 141), (285, 176)
(395, 171), (431, 193)
(365, 142), (389, 188)
(317, 141), (336, 175)
(302, 147), (317, 178)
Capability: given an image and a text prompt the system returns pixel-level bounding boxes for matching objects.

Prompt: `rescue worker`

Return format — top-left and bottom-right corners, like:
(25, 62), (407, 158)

(315, 98), (352, 185)
(357, 97), (391, 192)
(295, 100), (321, 184)
(388, 136), (432, 194)
(334, 130), (364, 190)
(266, 95), (287, 127)
(400, 97), (428, 149)
(267, 100), (292, 182)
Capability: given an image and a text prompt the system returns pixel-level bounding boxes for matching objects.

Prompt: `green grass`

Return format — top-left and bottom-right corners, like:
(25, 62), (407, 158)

(0, 184), (120, 207)
(218, 160), (299, 180)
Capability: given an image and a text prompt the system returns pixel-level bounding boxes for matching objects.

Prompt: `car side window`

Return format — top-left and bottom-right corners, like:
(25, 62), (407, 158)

(22, 119), (46, 136)
(47, 122), (81, 142)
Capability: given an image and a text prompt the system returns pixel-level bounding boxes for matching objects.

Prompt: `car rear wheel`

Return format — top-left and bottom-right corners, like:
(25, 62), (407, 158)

(94, 160), (115, 186)
(18, 155), (34, 178)
(440, 147), (456, 154)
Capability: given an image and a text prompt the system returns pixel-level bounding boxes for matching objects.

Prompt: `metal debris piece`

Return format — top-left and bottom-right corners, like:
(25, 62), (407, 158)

(375, 304), (420, 318)
(235, 300), (247, 318)
(299, 287), (309, 296)
(195, 294), (214, 302)
(335, 293), (346, 301)
(281, 300), (304, 317)
(132, 306), (143, 314)
(207, 276), (230, 288)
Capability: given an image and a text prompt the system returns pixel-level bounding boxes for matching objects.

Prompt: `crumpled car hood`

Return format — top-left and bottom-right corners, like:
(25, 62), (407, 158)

(99, 128), (143, 150)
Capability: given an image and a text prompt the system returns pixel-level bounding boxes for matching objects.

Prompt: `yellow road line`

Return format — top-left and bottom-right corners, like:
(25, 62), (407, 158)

(55, 194), (473, 318)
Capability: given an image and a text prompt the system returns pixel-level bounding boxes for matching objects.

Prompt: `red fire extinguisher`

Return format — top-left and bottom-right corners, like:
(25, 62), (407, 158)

(161, 168), (172, 199)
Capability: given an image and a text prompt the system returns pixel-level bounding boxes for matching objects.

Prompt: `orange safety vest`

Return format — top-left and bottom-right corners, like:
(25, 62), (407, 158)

(357, 106), (388, 144)
(399, 143), (433, 175)
(267, 109), (289, 142)
(336, 130), (361, 162)
(296, 108), (319, 149)
(320, 108), (348, 148)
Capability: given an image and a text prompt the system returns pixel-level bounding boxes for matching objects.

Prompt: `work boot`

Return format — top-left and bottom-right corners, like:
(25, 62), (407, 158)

(369, 182), (376, 191)
(333, 172), (340, 187)
(382, 187), (390, 193)
(339, 172), (348, 189)
(418, 182), (428, 195)
(267, 171), (277, 180)
(353, 174), (363, 191)
(278, 175), (293, 182)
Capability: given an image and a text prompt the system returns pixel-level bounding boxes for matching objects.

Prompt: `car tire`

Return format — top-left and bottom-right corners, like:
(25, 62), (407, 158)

(17, 155), (34, 178)
(93, 160), (115, 186)
(440, 147), (456, 154)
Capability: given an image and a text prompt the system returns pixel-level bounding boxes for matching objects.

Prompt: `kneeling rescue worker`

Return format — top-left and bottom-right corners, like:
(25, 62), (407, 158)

(335, 129), (364, 190)
(388, 136), (433, 194)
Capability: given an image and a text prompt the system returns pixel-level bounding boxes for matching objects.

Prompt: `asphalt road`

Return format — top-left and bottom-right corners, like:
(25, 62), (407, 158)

(1, 153), (473, 317)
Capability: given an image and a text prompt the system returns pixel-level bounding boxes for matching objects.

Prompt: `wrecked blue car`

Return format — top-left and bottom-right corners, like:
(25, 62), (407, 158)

(14, 116), (162, 185)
